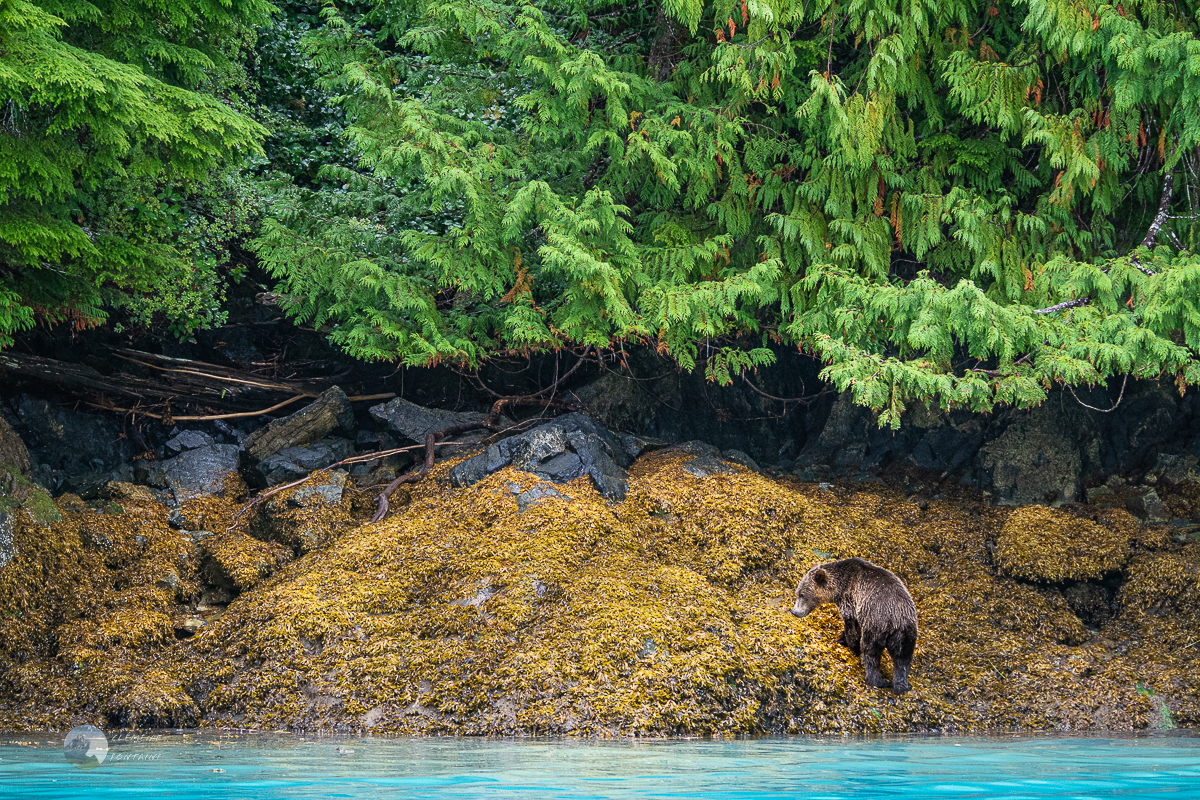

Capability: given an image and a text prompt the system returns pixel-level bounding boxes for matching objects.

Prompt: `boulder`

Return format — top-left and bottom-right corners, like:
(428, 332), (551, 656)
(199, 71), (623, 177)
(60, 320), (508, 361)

(659, 441), (742, 478)
(165, 430), (215, 453)
(290, 472), (349, 507)
(993, 506), (1129, 582)
(147, 444), (242, 504)
(450, 413), (636, 500)
(1128, 488), (1170, 521)
(201, 533), (291, 593)
(369, 397), (506, 444)
(253, 473), (350, 553)
(243, 386), (355, 462)
(720, 449), (761, 473)
(977, 407), (1083, 505)
(256, 438), (355, 486)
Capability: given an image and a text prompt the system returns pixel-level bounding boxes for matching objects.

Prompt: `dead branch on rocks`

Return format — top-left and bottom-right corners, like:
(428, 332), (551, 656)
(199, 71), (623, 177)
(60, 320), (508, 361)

(369, 346), (595, 523)
(224, 442), (472, 532)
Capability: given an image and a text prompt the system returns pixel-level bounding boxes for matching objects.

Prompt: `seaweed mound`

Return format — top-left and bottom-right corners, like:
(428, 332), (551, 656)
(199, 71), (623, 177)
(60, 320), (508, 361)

(993, 505), (1130, 581)
(1, 448), (1198, 735)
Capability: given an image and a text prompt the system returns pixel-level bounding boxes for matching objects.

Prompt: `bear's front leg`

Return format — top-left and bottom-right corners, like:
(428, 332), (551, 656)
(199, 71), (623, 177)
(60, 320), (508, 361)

(836, 617), (861, 655)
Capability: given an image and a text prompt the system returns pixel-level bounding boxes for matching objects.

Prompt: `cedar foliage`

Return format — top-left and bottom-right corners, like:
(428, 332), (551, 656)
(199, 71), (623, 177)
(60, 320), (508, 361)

(114, 1), (1200, 421)
(0, 0), (271, 341)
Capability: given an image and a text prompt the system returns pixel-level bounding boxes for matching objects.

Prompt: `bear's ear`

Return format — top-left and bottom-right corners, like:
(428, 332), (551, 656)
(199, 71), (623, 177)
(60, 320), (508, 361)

(812, 569), (828, 588)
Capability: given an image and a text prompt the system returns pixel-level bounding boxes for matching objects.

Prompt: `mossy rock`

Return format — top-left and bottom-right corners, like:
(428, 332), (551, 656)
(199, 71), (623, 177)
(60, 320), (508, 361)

(993, 506), (1129, 581)
(22, 488), (62, 527)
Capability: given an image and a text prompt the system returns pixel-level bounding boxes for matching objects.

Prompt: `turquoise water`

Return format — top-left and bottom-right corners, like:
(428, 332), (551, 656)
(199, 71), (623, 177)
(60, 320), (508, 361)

(2, 733), (1199, 798)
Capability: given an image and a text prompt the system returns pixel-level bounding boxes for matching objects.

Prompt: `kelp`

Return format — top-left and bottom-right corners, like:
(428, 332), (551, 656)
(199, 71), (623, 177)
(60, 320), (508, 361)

(0, 449), (1198, 734)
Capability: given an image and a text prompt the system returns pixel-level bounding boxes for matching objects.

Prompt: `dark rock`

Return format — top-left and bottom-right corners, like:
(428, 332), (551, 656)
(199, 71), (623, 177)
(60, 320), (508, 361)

(156, 569), (181, 592)
(79, 524), (114, 551)
(60, 470), (112, 501)
(175, 618), (205, 638)
(720, 449), (761, 473)
(1129, 488), (1169, 521)
(0, 512), (14, 569)
(1150, 453), (1198, 484)
(14, 396), (138, 488)
(681, 456), (736, 478)
(147, 444), (242, 504)
(450, 413), (632, 500)
(658, 441), (757, 478)
(354, 466), (396, 489)
(0, 417), (30, 476)
(165, 430), (215, 453)
(256, 438), (355, 486)
(504, 481), (571, 511)
(569, 346), (819, 465)
(243, 386), (355, 462)
(794, 396), (987, 480)
(368, 397), (506, 444)
(976, 405), (1085, 505)
(105, 481), (159, 505)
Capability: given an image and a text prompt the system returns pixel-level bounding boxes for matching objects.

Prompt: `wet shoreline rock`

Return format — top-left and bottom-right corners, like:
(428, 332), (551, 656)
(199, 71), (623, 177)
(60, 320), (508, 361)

(146, 444), (243, 505)
(255, 437), (355, 486)
(449, 413), (648, 500)
(369, 397), (505, 445)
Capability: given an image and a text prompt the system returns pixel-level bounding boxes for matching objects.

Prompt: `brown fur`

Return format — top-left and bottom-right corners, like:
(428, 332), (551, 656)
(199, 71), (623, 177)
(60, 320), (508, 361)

(790, 557), (918, 693)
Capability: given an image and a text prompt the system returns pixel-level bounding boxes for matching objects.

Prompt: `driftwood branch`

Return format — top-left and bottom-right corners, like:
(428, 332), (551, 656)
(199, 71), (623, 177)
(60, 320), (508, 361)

(0, 347), (388, 420)
(225, 442), (471, 531)
(86, 393), (395, 422)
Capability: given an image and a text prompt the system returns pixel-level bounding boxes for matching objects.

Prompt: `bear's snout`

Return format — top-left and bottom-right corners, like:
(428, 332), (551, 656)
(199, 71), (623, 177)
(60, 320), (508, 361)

(790, 600), (815, 618)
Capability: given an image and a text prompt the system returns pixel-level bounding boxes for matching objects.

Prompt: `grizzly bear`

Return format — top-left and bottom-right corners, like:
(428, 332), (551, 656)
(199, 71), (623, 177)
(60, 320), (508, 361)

(790, 557), (918, 694)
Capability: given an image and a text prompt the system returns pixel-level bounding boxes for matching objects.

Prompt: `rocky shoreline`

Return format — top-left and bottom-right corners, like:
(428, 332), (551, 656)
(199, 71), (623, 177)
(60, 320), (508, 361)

(0, 386), (1197, 734)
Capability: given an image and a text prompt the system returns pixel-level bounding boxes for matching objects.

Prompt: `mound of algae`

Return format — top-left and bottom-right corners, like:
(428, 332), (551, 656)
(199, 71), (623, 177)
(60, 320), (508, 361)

(1, 449), (1199, 735)
(994, 506), (1130, 582)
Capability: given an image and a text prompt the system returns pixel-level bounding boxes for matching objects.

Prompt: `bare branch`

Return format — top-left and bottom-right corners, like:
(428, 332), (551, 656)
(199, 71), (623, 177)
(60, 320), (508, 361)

(1068, 374), (1128, 413)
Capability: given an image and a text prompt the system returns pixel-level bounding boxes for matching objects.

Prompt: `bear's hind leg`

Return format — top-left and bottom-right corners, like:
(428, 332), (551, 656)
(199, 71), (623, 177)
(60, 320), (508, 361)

(861, 639), (890, 689)
(889, 629), (917, 694)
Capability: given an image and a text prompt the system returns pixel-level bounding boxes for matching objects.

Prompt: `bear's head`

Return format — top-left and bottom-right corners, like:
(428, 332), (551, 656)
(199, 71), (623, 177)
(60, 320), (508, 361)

(790, 564), (836, 617)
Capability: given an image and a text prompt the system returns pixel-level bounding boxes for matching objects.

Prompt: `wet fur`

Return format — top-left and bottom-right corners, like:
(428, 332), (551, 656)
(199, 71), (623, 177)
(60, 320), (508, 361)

(790, 557), (918, 694)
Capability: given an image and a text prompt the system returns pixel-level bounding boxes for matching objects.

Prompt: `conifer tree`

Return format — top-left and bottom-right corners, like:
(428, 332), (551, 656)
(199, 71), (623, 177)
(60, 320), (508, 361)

(0, 0), (271, 342)
(255, 0), (1200, 422)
